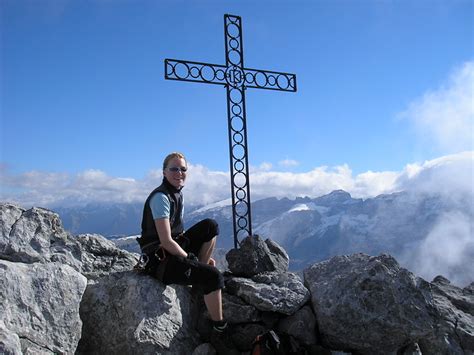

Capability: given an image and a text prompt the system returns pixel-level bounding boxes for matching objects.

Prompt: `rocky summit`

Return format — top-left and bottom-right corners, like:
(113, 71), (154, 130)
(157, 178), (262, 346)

(0, 202), (473, 354)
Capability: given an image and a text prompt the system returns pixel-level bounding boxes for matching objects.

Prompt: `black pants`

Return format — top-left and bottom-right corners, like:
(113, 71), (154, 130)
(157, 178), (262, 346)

(161, 218), (224, 295)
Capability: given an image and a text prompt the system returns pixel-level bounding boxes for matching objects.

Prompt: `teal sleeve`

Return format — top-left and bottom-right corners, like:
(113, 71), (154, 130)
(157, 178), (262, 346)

(149, 192), (170, 220)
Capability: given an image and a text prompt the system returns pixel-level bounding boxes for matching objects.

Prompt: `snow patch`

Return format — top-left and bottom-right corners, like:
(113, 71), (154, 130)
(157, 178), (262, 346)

(190, 198), (232, 214)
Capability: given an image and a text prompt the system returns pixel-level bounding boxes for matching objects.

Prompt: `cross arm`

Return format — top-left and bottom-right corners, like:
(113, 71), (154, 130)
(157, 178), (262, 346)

(165, 59), (228, 86)
(243, 67), (297, 92)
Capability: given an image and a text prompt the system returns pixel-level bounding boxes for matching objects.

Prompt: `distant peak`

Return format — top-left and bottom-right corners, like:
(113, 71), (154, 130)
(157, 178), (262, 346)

(314, 190), (353, 205)
(329, 189), (350, 195)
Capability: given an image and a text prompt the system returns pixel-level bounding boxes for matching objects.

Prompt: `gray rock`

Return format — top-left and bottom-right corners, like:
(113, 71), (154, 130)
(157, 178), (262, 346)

(0, 206), (82, 270)
(76, 233), (138, 279)
(77, 271), (200, 354)
(419, 275), (474, 354)
(399, 342), (423, 355)
(223, 293), (261, 324)
(0, 320), (22, 355)
(277, 305), (318, 346)
(226, 235), (289, 277)
(465, 282), (474, 294)
(264, 238), (289, 271)
(4, 202), (473, 355)
(0, 260), (87, 354)
(226, 271), (310, 315)
(192, 343), (216, 355)
(231, 323), (267, 351)
(0, 203), (24, 240)
(304, 253), (435, 354)
(0, 203), (138, 280)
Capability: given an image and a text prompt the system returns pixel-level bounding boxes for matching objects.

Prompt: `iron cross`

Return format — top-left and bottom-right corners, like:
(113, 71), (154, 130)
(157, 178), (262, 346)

(165, 14), (297, 248)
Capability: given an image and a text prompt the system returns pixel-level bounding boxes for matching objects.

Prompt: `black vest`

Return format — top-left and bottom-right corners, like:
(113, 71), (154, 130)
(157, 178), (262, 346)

(137, 179), (184, 251)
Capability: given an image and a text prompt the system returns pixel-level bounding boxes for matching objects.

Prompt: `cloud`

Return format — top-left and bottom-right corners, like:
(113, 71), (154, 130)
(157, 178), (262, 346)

(250, 162), (273, 172)
(1, 152), (472, 209)
(278, 159), (300, 168)
(394, 151), (474, 202)
(400, 211), (474, 287)
(0, 168), (153, 208)
(400, 60), (474, 153)
(182, 164), (230, 206)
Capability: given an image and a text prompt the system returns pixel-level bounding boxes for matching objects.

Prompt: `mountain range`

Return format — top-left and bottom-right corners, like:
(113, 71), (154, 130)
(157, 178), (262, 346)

(56, 189), (473, 286)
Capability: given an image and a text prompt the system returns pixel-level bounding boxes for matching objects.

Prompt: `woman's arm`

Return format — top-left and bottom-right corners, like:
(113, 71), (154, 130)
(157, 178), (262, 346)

(155, 218), (188, 257)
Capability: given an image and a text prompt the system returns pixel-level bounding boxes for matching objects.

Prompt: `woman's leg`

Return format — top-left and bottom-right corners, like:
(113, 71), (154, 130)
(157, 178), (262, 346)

(161, 255), (224, 301)
(199, 236), (216, 264)
(204, 288), (223, 321)
(183, 219), (219, 260)
(172, 219), (224, 321)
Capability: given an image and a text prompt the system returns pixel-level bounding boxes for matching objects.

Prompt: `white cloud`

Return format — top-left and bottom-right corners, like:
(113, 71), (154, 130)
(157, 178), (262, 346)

(250, 162), (273, 172)
(0, 168), (153, 208)
(183, 164), (230, 206)
(1, 152), (472, 209)
(394, 151), (474, 201)
(278, 159), (300, 168)
(400, 211), (474, 287)
(400, 60), (474, 153)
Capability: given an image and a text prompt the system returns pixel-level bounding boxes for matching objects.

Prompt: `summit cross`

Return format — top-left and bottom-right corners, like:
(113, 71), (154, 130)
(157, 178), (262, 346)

(165, 14), (297, 248)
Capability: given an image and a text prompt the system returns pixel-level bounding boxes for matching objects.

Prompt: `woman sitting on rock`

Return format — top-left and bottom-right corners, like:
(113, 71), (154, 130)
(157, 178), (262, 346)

(137, 152), (232, 353)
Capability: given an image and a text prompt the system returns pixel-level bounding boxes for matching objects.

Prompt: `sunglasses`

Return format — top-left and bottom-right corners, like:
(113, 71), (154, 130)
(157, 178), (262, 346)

(167, 166), (188, 173)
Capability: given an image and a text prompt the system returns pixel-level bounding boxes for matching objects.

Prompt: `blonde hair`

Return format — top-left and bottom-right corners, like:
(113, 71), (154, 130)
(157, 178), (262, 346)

(162, 152), (186, 170)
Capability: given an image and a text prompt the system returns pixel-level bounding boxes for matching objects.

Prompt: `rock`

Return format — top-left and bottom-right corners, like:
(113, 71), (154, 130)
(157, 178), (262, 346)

(223, 293), (261, 324)
(231, 323), (267, 351)
(0, 203), (24, 240)
(0, 320), (22, 355)
(76, 233), (138, 279)
(264, 238), (289, 271)
(226, 271), (310, 315)
(399, 342), (423, 355)
(226, 235), (289, 277)
(77, 271), (200, 354)
(3, 202), (473, 355)
(419, 275), (474, 354)
(431, 275), (474, 316)
(0, 206), (82, 270)
(465, 282), (474, 294)
(192, 343), (216, 355)
(277, 305), (318, 346)
(0, 260), (87, 354)
(304, 253), (435, 354)
(0, 204), (138, 280)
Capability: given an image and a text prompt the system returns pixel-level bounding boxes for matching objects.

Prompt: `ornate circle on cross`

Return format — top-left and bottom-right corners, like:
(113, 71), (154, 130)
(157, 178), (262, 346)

(225, 66), (244, 88)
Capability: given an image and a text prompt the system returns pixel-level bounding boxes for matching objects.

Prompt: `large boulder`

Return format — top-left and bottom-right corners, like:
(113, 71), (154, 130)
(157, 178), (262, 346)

(0, 204), (137, 278)
(226, 235), (289, 277)
(277, 305), (318, 346)
(222, 293), (262, 324)
(226, 271), (309, 315)
(75, 233), (138, 279)
(0, 203), (139, 355)
(77, 271), (200, 354)
(304, 253), (435, 354)
(419, 276), (474, 354)
(0, 260), (87, 354)
(0, 206), (82, 269)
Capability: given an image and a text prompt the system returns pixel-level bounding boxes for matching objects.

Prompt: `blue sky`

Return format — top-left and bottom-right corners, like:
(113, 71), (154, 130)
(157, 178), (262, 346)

(1, 0), (473, 207)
